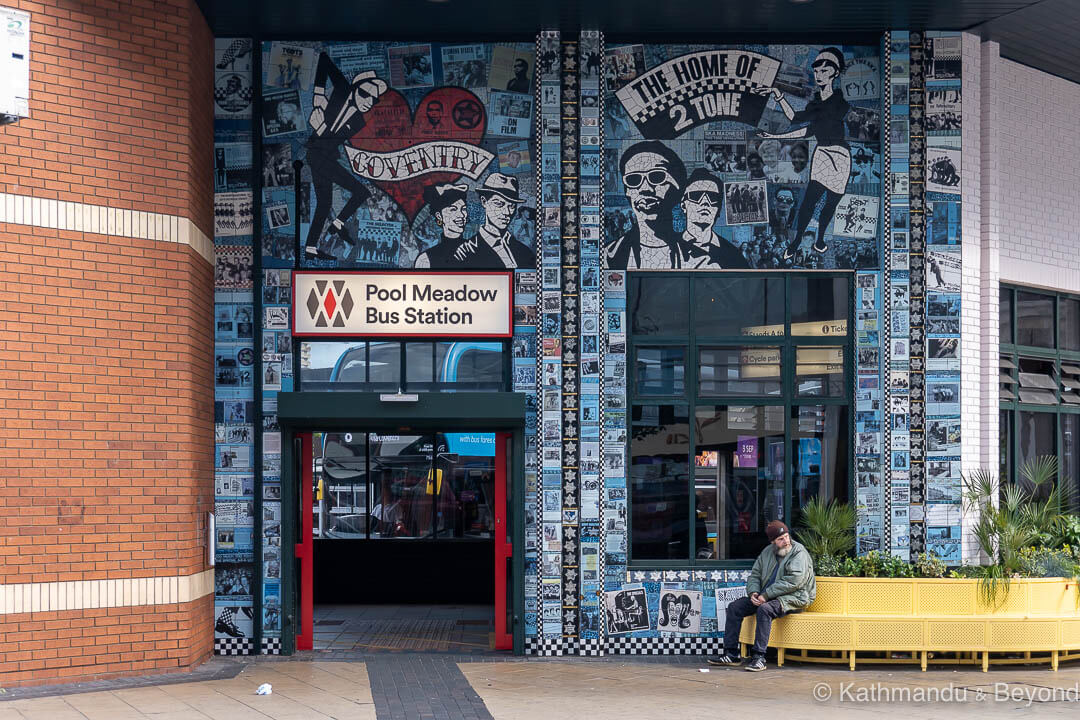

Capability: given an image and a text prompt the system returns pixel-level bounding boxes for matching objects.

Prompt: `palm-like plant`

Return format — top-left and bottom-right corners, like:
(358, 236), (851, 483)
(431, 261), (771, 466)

(963, 455), (1061, 605)
(797, 496), (856, 561)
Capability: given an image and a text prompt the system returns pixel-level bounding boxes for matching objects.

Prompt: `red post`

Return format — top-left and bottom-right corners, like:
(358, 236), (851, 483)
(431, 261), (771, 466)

(295, 432), (314, 651)
(494, 432), (513, 650)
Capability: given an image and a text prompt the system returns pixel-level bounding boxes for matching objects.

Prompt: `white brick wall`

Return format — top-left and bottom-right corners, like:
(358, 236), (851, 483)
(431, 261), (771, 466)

(960, 32), (986, 564)
(997, 57), (1080, 292)
(961, 39), (1080, 561)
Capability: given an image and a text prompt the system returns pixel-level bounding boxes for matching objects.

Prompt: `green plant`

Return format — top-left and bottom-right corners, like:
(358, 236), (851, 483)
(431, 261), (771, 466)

(860, 550), (884, 578)
(814, 553), (841, 576)
(962, 455), (1063, 605)
(798, 496), (856, 561)
(836, 556), (862, 577)
(880, 554), (915, 578)
(914, 552), (947, 578)
(1052, 514), (1080, 549)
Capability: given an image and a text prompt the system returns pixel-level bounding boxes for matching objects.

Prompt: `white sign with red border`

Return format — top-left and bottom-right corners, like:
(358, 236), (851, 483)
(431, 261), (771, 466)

(292, 271), (513, 338)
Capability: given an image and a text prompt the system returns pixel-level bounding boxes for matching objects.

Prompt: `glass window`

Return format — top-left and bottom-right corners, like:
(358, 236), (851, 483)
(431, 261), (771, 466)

(439, 342), (505, 390)
(789, 276), (850, 336)
(631, 276), (689, 336)
(1016, 291), (1054, 348)
(1061, 299), (1080, 352)
(434, 433), (496, 538)
(694, 276), (784, 337)
(1000, 410), (1012, 482)
(1063, 415), (1080, 512)
(319, 432), (368, 539)
(796, 346), (846, 397)
(300, 341), (368, 390)
(698, 346), (781, 396)
(635, 346), (686, 395)
(630, 404), (690, 560)
(792, 406), (850, 517)
(368, 342), (403, 390)
(1000, 288), (1012, 345)
(369, 434), (434, 538)
(1017, 411), (1055, 497)
(405, 342), (436, 388)
(1017, 356), (1057, 404)
(694, 405), (785, 560)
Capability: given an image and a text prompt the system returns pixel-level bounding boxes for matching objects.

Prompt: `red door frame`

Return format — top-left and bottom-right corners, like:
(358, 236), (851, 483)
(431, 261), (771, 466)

(296, 430), (513, 652)
(493, 431), (513, 650)
(295, 432), (314, 651)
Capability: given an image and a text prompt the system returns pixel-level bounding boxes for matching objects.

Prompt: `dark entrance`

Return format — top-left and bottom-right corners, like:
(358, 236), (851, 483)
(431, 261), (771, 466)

(279, 392), (524, 655)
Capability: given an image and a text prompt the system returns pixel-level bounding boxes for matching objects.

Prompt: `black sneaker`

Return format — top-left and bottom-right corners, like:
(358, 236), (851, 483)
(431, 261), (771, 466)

(706, 653), (742, 667)
(811, 239), (828, 254)
(745, 656), (767, 672)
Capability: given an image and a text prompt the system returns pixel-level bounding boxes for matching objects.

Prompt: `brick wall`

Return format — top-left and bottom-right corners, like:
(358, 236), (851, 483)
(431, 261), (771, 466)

(0, 0), (214, 238)
(0, 594), (213, 687)
(996, 55), (1080, 292)
(0, 0), (215, 686)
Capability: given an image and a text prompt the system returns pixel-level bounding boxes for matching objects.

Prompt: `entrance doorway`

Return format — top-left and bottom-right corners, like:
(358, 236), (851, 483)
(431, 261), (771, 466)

(295, 429), (514, 653)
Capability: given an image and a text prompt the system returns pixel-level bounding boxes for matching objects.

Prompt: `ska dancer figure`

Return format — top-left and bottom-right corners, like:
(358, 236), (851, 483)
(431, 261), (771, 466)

(752, 47), (851, 260)
(304, 53), (387, 261)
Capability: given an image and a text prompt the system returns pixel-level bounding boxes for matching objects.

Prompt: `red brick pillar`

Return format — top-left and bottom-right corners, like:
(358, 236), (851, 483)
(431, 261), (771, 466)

(0, 0), (215, 687)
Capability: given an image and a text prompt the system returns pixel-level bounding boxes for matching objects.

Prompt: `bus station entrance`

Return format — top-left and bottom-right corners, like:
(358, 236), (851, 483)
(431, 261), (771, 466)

(278, 393), (525, 655)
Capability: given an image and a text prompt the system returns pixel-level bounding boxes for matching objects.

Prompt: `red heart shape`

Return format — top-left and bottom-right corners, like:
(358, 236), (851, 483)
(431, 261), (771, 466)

(348, 87), (487, 221)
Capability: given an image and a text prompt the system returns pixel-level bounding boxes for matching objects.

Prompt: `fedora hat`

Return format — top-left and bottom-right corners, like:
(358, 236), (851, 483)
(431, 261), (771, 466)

(477, 173), (525, 203)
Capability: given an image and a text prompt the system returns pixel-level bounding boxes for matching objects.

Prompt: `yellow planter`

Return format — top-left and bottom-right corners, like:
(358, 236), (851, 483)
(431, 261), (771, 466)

(738, 576), (1080, 671)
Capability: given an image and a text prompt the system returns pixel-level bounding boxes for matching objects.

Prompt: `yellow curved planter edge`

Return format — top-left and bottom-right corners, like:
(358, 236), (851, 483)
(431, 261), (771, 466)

(737, 577), (1080, 665)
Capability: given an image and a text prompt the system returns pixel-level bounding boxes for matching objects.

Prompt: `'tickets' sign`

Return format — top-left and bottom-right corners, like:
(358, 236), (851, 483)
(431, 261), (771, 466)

(293, 271), (513, 337)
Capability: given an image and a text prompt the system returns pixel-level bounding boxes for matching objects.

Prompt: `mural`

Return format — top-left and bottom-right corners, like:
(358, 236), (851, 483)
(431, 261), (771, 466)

(259, 41), (537, 271)
(604, 44), (882, 271)
(208, 30), (963, 657)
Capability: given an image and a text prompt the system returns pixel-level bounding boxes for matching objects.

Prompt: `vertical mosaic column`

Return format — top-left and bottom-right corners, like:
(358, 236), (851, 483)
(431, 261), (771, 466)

(212, 37), (258, 657)
(879, 32), (894, 553)
(922, 32), (963, 565)
(576, 30), (604, 655)
(559, 37), (581, 645)
(887, 31), (913, 559)
(535, 31), (564, 652)
(906, 32), (928, 554)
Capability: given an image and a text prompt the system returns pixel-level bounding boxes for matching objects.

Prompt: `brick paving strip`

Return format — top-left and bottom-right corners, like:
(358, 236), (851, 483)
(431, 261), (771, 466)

(366, 656), (494, 720)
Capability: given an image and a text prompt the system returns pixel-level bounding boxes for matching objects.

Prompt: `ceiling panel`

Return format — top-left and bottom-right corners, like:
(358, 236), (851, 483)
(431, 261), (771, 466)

(196, 0), (1080, 84)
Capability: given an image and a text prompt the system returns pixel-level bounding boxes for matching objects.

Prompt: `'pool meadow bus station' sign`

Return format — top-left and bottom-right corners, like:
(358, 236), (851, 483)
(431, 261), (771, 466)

(292, 271), (513, 338)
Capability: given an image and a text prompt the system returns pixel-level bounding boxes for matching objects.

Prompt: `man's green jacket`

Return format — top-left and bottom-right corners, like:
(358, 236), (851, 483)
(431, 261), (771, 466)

(746, 539), (817, 613)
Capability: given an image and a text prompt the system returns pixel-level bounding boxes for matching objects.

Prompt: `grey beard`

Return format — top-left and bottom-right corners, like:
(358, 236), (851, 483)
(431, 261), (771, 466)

(776, 545), (791, 557)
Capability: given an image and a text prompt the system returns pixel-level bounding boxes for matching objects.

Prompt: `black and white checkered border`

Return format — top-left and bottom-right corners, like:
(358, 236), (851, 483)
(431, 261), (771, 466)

(214, 637), (254, 656)
(525, 636), (575, 656)
(577, 636), (604, 656)
(261, 637), (282, 655)
(607, 636), (725, 655)
(881, 31), (894, 551)
(631, 77), (754, 121)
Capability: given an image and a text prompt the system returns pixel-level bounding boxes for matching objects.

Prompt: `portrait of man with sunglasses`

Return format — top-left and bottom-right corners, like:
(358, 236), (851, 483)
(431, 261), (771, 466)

(606, 140), (686, 269)
(678, 169), (750, 269)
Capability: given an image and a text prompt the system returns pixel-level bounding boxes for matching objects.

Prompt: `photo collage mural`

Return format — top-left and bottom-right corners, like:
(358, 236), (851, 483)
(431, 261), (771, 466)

(208, 30), (962, 656)
(212, 37), (543, 654)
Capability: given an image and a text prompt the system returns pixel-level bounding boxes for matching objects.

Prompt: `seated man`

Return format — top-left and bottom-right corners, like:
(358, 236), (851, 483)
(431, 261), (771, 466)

(708, 521), (816, 672)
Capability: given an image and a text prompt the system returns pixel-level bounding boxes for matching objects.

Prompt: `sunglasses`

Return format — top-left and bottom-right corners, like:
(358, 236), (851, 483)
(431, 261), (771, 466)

(684, 190), (721, 206)
(623, 169), (675, 189)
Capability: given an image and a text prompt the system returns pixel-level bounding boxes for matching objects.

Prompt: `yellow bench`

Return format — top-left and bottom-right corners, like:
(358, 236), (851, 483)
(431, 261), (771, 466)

(737, 576), (1080, 671)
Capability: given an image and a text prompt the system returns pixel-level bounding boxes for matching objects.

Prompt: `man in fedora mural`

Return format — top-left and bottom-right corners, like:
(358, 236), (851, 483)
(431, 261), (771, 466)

(452, 173), (535, 269)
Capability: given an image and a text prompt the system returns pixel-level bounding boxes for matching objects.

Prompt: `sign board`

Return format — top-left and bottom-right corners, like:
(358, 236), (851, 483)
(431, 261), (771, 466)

(0, 7), (31, 120)
(293, 271), (513, 338)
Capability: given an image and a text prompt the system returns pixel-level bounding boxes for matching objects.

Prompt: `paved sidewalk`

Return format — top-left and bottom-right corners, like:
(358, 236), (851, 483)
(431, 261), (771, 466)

(6, 655), (1080, 719)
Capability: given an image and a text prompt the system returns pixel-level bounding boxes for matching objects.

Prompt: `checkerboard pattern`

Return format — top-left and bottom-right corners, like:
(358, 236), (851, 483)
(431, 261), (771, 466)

(627, 76), (756, 122)
(607, 636), (726, 655)
(261, 637), (282, 655)
(214, 637), (254, 656)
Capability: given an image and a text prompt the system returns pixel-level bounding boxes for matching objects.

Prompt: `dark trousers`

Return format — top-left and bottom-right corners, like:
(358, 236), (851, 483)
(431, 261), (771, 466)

(723, 596), (788, 658)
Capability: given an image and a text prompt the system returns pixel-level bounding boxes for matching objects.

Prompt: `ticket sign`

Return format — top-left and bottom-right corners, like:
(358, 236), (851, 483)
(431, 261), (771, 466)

(741, 319), (848, 337)
(293, 271), (513, 337)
